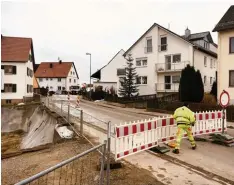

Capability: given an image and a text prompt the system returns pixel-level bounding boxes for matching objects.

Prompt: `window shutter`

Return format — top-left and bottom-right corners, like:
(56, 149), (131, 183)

(13, 84), (17, 93)
(1, 66), (4, 69)
(13, 66), (17, 74)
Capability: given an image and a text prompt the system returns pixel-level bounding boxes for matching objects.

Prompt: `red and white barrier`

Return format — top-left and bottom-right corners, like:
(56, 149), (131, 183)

(115, 110), (226, 160)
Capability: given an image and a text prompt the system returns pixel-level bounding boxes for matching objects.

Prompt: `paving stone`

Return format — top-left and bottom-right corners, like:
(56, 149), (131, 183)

(150, 146), (170, 154)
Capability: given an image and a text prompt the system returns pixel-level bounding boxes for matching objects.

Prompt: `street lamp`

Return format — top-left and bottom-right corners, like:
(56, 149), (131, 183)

(86, 53), (91, 99)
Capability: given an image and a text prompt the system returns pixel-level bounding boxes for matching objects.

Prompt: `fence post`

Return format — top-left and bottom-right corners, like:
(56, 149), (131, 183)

(106, 121), (111, 185)
(68, 93), (70, 124)
(99, 141), (107, 185)
(61, 100), (63, 114)
(222, 108), (225, 134)
(80, 109), (83, 135)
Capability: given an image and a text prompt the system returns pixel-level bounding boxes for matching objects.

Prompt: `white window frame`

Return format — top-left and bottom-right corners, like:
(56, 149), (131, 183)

(204, 56), (207, 67)
(210, 77), (213, 85)
(159, 35), (167, 52)
(172, 75), (180, 83)
(204, 75), (207, 85)
(136, 76), (147, 85)
(135, 58), (147, 67)
(145, 37), (153, 53)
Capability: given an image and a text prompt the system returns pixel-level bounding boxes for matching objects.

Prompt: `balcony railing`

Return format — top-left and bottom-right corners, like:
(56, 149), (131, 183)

(117, 68), (126, 76)
(158, 44), (168, 52)
(156, 61), (190, 72)
(155, 83), (179, 92)
(144, 47), (153, 53)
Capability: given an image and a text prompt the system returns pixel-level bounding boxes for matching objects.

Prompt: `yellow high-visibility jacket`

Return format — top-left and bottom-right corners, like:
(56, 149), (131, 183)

(173, 106), (195, 125)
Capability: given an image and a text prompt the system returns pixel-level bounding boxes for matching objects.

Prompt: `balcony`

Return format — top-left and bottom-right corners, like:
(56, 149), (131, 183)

(117, 68), (126, 76)
(144, 47), (153, 53)
(156, 61), (190, 73)
(155, 83), (179, 92)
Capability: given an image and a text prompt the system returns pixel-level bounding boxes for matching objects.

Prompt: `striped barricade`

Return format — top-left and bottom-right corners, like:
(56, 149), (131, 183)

(115, 110), (226, 160)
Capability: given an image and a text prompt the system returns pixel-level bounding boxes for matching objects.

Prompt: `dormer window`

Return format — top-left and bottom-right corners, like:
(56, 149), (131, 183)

(204, 41), (209, 49)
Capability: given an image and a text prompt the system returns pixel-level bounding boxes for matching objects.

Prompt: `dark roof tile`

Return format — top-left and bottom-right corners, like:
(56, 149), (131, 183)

(213, 6), (234, 32)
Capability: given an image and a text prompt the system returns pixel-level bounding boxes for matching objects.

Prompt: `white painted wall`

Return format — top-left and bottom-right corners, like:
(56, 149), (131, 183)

(124, 26), (159, 95)
(37, 63), (79, 91)
(37, 77), (67, 91)
(124, 25), (194, 95)
(2, 50), (34, 100)
(217, 30), (234, 105)
(66, 63), (79, 90)
(194, 50), (217, 92)
(101, 50), (126, 82)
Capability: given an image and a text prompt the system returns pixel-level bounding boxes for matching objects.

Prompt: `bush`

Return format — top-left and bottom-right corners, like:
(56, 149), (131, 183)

(179, 65), (204, 102)
(210, 81), (217, 101)
(202, 93), (217, 105)
(91, 90), (106, 100)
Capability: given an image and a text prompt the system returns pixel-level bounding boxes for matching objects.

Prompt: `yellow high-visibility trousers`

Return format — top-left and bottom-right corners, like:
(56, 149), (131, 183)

(175, 124), (196, 149)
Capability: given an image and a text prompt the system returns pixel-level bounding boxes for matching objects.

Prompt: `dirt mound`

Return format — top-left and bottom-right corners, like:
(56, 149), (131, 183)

(1, 131), (23, 159)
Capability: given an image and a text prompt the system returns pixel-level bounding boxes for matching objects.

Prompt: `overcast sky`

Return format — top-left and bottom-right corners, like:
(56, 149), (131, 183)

(1, 0), (233, 84)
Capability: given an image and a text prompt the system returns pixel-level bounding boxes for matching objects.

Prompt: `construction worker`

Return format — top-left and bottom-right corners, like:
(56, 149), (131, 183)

(172, 102), (196, 154)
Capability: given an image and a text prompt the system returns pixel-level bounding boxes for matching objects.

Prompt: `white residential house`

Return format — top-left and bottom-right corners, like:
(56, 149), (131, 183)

(34, 60), (79, 92)
(213, 5), (234, 105)
(122, 23), (217, 96)
(1, 35), (35, 105)
(91, 49), (126, 93)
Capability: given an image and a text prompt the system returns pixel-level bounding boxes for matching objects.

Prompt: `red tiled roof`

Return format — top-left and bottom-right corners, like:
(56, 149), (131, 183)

(1, 36), (32, 62)
(34, 62), (73, 78)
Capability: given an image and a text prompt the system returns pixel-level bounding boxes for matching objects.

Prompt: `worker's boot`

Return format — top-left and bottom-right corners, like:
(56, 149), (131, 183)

(172, 149), (179, 154)
(192, 145), (197, 150)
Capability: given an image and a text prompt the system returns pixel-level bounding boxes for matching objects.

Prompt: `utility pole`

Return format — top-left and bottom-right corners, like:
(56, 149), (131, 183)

(86, 53), (92, 99)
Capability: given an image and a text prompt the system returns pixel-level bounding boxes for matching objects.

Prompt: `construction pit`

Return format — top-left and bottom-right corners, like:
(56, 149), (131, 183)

(1, 104), (164, 185)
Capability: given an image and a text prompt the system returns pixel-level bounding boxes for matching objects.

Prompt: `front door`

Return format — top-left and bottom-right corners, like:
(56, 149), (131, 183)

(164, 76), (171, 90)
(165, 55), (171, 70)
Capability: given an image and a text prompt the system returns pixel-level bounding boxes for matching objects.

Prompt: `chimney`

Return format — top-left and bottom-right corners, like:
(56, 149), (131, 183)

(50, 63), (53, 68)
(59, 60), (62, 64)
(185, 27), (191, 38)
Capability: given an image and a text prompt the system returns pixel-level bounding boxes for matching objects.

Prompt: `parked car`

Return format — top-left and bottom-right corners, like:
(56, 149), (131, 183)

(55, 90), (62, 95)
(70, 85), (80, 95)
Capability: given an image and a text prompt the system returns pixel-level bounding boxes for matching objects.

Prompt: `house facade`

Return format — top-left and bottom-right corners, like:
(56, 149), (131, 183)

(35, 60), (79, 92)
(1, 35), (35, 104)
(122, 23), (217, 96)
(213, 5), (234, 105)
(91, 49), (126, 93)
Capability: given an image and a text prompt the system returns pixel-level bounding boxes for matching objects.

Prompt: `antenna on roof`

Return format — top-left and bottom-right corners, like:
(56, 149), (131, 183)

(168, 23), (170, 30)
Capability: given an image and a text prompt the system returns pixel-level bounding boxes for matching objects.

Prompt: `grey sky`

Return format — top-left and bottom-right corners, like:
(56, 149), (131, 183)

(1, 0), (233, 84)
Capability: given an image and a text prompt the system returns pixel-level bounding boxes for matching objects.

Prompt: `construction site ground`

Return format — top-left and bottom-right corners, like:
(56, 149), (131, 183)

(2, 138), (164, 185)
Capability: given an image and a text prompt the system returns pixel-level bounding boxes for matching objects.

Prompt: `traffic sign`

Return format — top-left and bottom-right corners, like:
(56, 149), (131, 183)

(219, 90), (230, 108)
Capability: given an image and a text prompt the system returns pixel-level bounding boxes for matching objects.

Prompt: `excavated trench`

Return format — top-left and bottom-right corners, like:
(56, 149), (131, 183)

(1, 104), (73, 159)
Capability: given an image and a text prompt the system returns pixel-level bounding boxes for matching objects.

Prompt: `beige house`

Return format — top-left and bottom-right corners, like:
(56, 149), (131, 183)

(213, 5), (234, 105)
